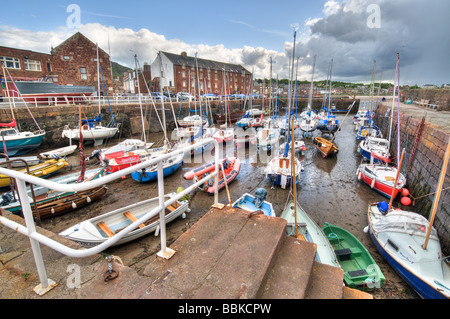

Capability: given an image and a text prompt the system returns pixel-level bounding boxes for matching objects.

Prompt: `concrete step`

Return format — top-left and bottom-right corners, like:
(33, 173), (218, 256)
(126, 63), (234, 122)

(260, 236), (317, 299)
(304, 261), (345, 299)
(141, 207), (288, 299)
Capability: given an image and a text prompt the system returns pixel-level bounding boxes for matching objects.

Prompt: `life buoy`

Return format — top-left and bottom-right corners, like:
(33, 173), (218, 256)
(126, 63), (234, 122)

(82, 125), (89, 131)
(361, 130), (368, 137)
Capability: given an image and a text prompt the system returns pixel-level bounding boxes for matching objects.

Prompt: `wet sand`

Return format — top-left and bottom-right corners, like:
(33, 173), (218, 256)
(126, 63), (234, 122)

(32, 114), (419, 299)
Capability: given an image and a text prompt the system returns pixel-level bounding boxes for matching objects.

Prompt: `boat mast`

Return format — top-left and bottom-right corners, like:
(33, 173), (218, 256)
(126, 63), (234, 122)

(388, 54), (398, 154)
(96, 43), (101, 115)
(270, 56), (273, 120)
(327, 58), (333, 116)
(423, 138), (450, 250)
(290, 116), (298, 238)
(368, 60), (376, 125)
(307, 55), (317, 110)
(1, 65), (15, 121)
(158, 52), (168, 145)
(134, 54), (146, 143)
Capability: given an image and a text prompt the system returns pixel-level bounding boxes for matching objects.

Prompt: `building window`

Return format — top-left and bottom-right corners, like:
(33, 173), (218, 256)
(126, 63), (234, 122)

(63, 56), (71, 60)
(0, 56), (21, 69)
(80, 67), (87, 80)
(47, 62), (52, 72)
(24, 59), (42, 71)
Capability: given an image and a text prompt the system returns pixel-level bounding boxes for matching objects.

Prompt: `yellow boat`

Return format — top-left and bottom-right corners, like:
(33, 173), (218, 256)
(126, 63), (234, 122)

(0, 157), (69, 187)
(314, 136), (338, 158)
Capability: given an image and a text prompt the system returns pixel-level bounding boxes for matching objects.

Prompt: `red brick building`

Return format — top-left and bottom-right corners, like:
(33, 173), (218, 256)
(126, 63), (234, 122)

(50, 32), (112, 94)
(151, 51), (252, 95)
(1, 32), (113, 95)
(0, 46), (53, 80)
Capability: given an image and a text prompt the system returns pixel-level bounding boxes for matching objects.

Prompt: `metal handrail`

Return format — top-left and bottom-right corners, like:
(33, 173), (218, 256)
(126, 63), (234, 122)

(0, 138), (220, 293)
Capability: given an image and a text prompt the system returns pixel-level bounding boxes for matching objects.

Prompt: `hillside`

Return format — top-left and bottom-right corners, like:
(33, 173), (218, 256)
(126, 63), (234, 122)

(111, 61), (132, 78)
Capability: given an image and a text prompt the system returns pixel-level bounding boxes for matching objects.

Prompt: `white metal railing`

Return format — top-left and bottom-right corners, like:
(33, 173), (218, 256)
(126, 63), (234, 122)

(0, 138), (220, 294)
(0, 93), (250, 108)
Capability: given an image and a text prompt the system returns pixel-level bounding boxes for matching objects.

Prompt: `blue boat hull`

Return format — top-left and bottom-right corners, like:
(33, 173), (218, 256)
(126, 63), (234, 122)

(267, 173), (299, 187)
(358, 146), (383, 164)
(0, 134), (45, 156)
(369, 228), (447, 299)
(131, 160), (183, 183)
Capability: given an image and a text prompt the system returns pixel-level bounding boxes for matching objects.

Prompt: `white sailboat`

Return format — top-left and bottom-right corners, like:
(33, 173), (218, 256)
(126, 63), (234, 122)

(299, 54), (318, 136)
(358, 54), (406, 199)
(0, 66), (46, 156)
(367, 138), (450, 299)
(61, 44), (118, 146)
(264, 32), (303, 189)
(213, 69), (234, 144)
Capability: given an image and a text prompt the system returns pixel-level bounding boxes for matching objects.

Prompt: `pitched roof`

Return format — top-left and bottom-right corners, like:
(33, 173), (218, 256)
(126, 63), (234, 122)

(52, 32), (109, 57)
(160, 51), (250, 74)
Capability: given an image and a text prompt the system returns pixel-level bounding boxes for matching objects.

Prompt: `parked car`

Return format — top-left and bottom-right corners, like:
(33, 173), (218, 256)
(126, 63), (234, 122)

(177, 92), (195, 101)
(201, 93), (218, 100)
(163, 91), (176, 98)
(152, 92), (168, 101)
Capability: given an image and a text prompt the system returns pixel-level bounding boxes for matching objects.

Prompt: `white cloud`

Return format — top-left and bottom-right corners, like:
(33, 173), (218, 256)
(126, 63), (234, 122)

(323, 0), (341, 16)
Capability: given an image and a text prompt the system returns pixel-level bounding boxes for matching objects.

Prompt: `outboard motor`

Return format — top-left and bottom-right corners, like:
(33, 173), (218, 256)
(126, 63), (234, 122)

(87, 149), (109, 167)
(0, 193), (14, 206)
(254, 188), (268, 209)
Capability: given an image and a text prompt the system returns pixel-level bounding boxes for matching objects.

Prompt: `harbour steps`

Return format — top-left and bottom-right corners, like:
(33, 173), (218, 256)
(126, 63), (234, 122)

(85, 206), (372, 299)
(0, 206), (372, 299)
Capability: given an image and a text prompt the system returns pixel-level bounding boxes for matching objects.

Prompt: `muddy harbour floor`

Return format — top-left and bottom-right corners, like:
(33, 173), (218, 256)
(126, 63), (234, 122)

(2, 111), (426, 299)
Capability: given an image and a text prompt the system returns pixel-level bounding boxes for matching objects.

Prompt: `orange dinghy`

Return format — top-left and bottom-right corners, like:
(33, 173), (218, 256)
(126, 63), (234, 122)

(183, 157), (241, 195)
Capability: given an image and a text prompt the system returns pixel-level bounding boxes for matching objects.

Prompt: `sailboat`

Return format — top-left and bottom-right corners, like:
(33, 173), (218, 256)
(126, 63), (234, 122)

(264, 33), (303, 189)
(299, 55), (318, 136)
(356, 64), (383, 141)
(175, 53), (213, 156)
(316, 59), (339, 134)
(0, 66), (46, 156)
(366, 138), (450, 299)
(130, 52), (186, 183)
(265, 118), (303, 189)
(358, 54), (406, 198)
(314, 101), (355, 158)
(61, 44), (119, 146)
(214, 69), (235, 144)
(358, 60), (400, 164)
(281, 112), (339, 267)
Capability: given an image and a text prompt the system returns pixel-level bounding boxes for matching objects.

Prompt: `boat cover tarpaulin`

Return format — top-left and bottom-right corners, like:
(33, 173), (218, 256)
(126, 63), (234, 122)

(372, 211), (438, 240)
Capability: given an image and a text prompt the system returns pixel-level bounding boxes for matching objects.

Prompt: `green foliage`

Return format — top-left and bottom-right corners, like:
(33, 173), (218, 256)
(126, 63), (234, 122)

(111, 61), (132, 78)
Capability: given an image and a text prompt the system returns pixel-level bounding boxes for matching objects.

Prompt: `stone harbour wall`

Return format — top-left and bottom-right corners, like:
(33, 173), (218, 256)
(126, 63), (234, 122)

(374, 103), (450, 254)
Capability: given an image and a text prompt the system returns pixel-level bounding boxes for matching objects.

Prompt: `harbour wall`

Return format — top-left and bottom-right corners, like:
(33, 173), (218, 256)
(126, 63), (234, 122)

(374, 103), (450, 254)
(0, 97), (358, 148)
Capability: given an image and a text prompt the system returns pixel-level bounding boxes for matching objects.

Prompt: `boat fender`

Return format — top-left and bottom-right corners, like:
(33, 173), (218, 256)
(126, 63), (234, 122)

(357, 170), (362, 181)
(72, 202), (77, 209)
(51, 208), (55, 214)
(370, 179), (376, 189)
(377, 201), (389, 214)
(182, 212), (186, 219)
(363, 226), (369, 233)
(87, 196), (91, 203)
(155, 225), (160, 237)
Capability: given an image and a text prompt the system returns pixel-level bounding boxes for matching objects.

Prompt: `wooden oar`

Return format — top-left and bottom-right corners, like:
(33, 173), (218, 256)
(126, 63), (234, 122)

(423, 138), (450, 250)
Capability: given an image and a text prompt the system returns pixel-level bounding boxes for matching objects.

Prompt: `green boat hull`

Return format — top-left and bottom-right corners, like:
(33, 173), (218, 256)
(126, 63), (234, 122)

(322, 222), (385, 290)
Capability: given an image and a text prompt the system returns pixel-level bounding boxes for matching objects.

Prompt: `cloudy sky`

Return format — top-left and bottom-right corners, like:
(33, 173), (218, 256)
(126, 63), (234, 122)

(0, 0), (448, 86)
